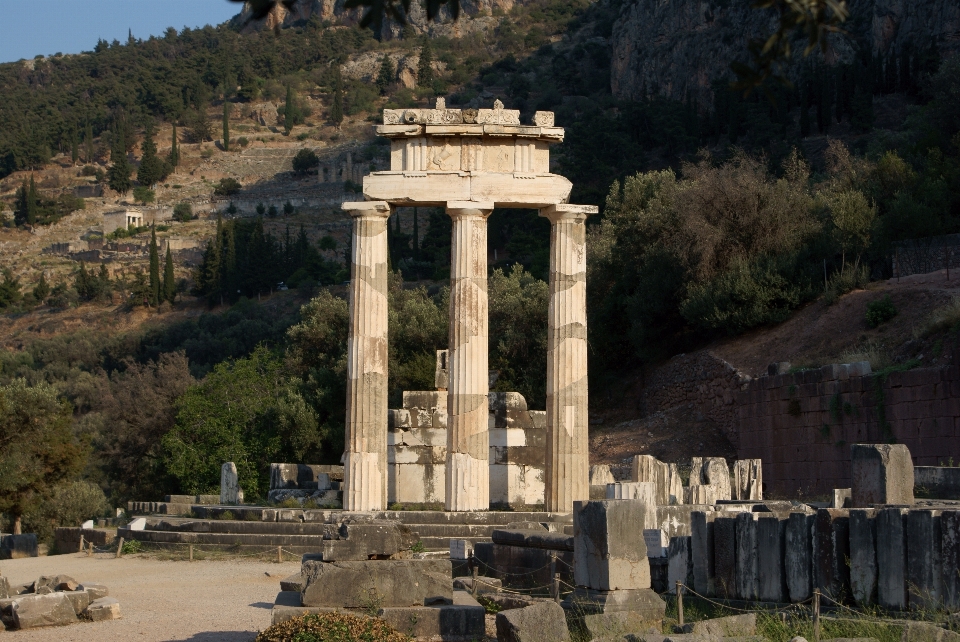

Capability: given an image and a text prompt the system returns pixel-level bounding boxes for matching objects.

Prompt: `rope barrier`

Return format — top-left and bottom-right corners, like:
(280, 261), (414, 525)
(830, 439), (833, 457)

(675, 583), (815, 614)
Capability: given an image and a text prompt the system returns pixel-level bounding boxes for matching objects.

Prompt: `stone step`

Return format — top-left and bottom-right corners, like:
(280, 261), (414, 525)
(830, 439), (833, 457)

(120, 528), (329, 548)
(143, 519), (335, 536)
(418, 536), (491, 551)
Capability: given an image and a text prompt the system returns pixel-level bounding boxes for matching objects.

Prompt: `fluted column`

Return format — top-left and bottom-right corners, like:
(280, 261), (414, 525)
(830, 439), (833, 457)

(445, 201), (494, 511)
(342, 201), (391, 511)
(541, 204), (597, 513)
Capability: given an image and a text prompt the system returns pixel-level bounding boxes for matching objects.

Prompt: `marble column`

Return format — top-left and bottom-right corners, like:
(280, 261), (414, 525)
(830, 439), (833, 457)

(342, 201), (391, 511)
(541, 204), (597, 513)
(445, 201), (494, 511)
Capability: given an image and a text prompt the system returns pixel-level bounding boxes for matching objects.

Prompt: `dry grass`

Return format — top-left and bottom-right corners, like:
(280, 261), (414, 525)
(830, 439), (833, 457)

(256, 612), (409, 642)
(922, 296), (960, 336)
(839, 339), (893, 371)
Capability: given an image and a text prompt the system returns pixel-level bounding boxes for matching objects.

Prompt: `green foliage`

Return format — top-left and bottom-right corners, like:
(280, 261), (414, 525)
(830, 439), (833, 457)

(292, 148), (319, 174)
(866, 295), (898, 328)
(13, 176), (82, 227)
(173, 202), (193, 222)
(0, 268), (21, 309)
(74, 262), (112, 302)
(32, 272), (50, 304)
(223, 101), (231, 151)
(417, 39), (434, 86)
(136, 123), (170, 187)
(376, 54), (396, 95)
(149, 228), (160, 306)
(121, 538), (143, 554)
(133, 186), (155, 205)
(162, 345), (324, 499)
(255, 612), (408, 642)
(169, 125), (180, 167)
(163, 247), (176, 304)
(23, 481), (109, 547)
(0, 379), (87, 532)
(214, 177), (242, 196)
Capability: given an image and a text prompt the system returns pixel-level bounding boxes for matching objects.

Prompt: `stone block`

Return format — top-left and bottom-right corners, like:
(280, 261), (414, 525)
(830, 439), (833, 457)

(0, 576), (8, 599)
(684, 485), (717, 506)
(563, 587), (666, 617)
(591, 465), (617, 486)
(645, 529), (669, 558)
(832, 489), (852, 509)
(813, 509), (850, 600)
(713, 517), (737, 599)
(54, 527), (110, 554)
(901, 622), (960, 642)
(942, 511), (960, 609)
(876, 508), (908, 610)
(691, 511), (716, 596)
(9, 593), (77, 629)
(379, 591), (486, 640)
(496, 601), (570, 642)
(667, 536), (693, 592)
(574, 501), (651, 591)
(128, 517), (146, 530)
(450, 539), (473, 560)
(583, 611), (662, 639)
(633, 456), (684, 505)
(338, 519), (418, 554)
(907, 509), (942, 609)
(220, 461), (243, 504)
(679, 613), (756, 636)
(492, 529), (574, 551)
(280, 573), (302, 592)
(85, 596), (121, 622)
(733, 460), (762, 501)
(36, 575), (78, 592)
(63, 589), (90, 615)
(735, 513), (759, 601)
(606, 483), (658, 530)
(300, 559), (452, 608)
(785, 512), (813, 603)
(849, 509), (878, 606)
(851, 444), (915, 507)
(79, 583), (108, 600)
(453, 576), (501, 592)
(757, 515), (786, 603)
(0, 534), (38, 559)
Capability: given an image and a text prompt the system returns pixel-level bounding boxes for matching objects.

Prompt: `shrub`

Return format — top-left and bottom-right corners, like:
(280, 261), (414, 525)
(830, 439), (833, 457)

(173, 203), (193, 222)
(237, 137), (249, 147)
(256, 612), (408, 642)
(22, 481), (109, 547)
(866, 295), (897, 328)
(80, 165), (98, 177)
(292, 148), (319, 173)
(133, 186), (155, 205)
(214, 177), (242, 196)
(924, 297), (960, 335)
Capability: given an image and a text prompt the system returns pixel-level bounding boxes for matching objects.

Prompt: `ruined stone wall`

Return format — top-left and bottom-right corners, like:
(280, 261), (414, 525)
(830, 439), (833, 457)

(643, 351), (750, 447)
(737, 364), (960, 497)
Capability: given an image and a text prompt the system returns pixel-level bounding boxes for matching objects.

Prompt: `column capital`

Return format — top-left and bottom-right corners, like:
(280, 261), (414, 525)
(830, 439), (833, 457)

(446, 201), (494, 218)
(539, 203), (598, 223)
(342, 201), (391, 218)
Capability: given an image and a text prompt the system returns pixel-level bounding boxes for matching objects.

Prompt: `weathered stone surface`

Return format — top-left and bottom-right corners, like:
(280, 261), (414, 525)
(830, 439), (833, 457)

(85, 596), (121, 622)
(300, 559), (453, 608)
(942, 511), (960, 609)
(79, 583), (109, 600)
(36, 575), (79, 592)
(833, 489), (852, 509)
(735, 512), (758, 601)
(785, 512), (813, 603)
(813, 509), (850, 600)
(0, 576), (9, 599)
(496, 601), (570, 642)
(851, 444), (914, 508)
(220, 461), (243, 504)
(492, 529), (574, 551)
(563, 587), (665, 616)
(591, 465), (616, 486)
(583, 610), (661, 639)
(850, 509), (878, 606)
(54, 528), (110, 554)
(453, 576), (502, 592)
(333, 519), (418, 558)
(907, 509), (942, 609)
(645, 529), (669, 558)
(757, 515), (786, 603)
(667, 536), (692, 592)
(733, 460), (762, 501)
(633, 456), (685, 505)
(713, 517), (737, 599)
(63, 590), (90, 616)
(10, 593), (78, 629)
(914, 466), (960, 500)
(679, 614), (756, 637)
(0, 534), (38, 559)
(574, 500), (651, 591)
(280, 573), (302, 592)
(876, 508), (908, 610)
(691, 511), (716, 596)
(378, 591), (485, 640)
(901, 622), (960, 642)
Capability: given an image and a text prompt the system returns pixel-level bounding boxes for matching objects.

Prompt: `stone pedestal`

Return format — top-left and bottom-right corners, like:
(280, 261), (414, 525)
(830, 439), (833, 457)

(220, 462), (243, 504)
(445, 203), (493, 511)
(573, 500), (651, 591)
(343, 201), (391, 511)
(851, 443), (915, 507)
(541, 204), (595, 513)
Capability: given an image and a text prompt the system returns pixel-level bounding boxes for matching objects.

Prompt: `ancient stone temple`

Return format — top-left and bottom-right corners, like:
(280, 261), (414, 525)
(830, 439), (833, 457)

(343, 100), (596, 513)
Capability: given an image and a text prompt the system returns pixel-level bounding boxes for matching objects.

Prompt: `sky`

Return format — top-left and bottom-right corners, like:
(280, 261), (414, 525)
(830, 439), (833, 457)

(0, 0), (241, 64)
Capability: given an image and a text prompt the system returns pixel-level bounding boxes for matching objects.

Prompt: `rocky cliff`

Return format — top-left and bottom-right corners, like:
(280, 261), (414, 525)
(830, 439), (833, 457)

(610, 0), (960, 107)
(232, 0), (518, 39)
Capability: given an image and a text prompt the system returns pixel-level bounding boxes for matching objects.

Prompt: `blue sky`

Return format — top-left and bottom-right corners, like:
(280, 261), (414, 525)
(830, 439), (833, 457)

(1, 1), (240, 63)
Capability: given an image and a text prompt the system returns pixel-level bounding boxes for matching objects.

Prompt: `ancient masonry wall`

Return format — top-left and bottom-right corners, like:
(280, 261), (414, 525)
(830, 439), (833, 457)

(643, 351), (750, 447)
(736, 364), (960, 497)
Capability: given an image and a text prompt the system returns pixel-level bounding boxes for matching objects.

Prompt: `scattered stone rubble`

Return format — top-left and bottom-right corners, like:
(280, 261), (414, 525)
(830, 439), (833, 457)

(267, 463), (344, 506)
(0, 574), (117, 630)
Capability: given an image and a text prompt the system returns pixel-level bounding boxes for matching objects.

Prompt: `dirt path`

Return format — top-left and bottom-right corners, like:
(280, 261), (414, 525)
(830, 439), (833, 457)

(0, 553), (300, 641)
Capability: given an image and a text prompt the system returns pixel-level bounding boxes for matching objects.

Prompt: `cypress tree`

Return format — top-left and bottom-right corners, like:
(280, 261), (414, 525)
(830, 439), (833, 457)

(137, 123), (167, 187)
(169, 125), (180, 167)
(148, 227), (160, 306)
(108, 137), (132, 194)
(376, 55), (395, 95)
(162, 246), (176, 304)
(284, 85), (296, 135)
(331, 84), (344, 129)
(417, 39), (434, 87)
(75, 261), (91, 300)
(223, 101), (231, 150)
(33, 272), (50, 303)
(799, 83), (811, 138)
(84, 123), (94, 162)
(71, 129), (79, 165)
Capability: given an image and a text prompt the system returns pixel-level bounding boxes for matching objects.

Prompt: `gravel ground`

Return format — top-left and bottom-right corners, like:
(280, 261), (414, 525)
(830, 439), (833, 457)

(0, 553), (301, 641)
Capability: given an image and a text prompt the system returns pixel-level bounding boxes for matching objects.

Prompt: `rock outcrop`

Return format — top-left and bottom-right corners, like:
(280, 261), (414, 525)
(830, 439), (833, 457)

(611, 0), (960, 107)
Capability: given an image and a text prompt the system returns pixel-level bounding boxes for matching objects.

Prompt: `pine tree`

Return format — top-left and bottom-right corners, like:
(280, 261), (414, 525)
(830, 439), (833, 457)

(84, 123), (94, 163)
(137, 122), (167, 187)
(75, 262), (91, 300)
(376, 55), (395, 95)
(148, 227), (160, 307)
(33, 272), (50, 303)
(417, 39), (434, 87)
(162, 246), (176, 304)
(223, 101), (231, 150)
(169, 125), (180, 168)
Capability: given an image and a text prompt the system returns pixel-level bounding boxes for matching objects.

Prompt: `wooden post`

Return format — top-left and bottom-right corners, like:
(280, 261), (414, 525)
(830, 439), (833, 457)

(87, 541), (93, 557)
(278, 546), (282, 564)
(553, 573), (561, 603)
(813, 588), (821, 642)
(471, 566), (479, 597)
(79, 534), (84, 554)
(676, 581), (684, 627)
(189, 544), (194, 562)
(116, 537), (124, 558)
